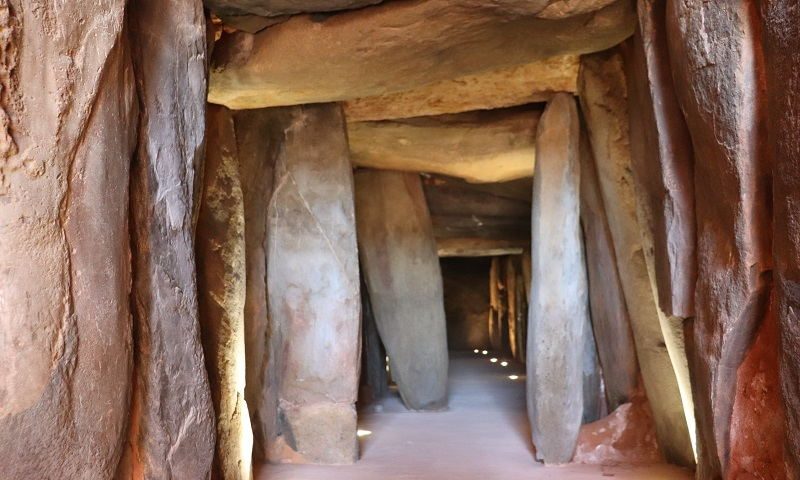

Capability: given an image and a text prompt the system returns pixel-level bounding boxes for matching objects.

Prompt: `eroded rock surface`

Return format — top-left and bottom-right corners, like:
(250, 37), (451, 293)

(349, 107), (541, 183)
(578, 129), (639, 411)
(579, 50), (694, 467)
(526, 93), (587, 464)
(206, 0), (381, 17)
(266, 104), (360, 464)
(624, 0), (696, 319)
(209, 0), (635, 108)
(197, 105), (253, 479)
(355, 169), (449, 410)
(119, 1), (217, 478)
(666, 2), (772, 476)
(344, 56), (579, 121)
(0, 2), (136, 477)
(232, 109), (279, 462)
(763, 1), (800, 476)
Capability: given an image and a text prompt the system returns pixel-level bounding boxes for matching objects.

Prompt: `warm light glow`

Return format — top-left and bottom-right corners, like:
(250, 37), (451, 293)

(500, 361), (508, 367)
(473, 349), (480, 353)
(357, 429), (372, 438)
(508, 375), (519, 380)
(481, 350), (488, 355)
(490, 358), (498, 363)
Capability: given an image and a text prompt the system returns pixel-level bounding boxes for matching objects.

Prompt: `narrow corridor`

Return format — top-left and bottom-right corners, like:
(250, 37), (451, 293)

(257, 353), (692, 480)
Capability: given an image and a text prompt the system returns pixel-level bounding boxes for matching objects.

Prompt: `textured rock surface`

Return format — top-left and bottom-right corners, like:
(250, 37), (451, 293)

(573, 396), (663, 466)
(344, 56), (579, 121)
(349, 107), (540, 184)
(579, 50), (694, 467)
(232, 109), (278, 462)
(206, 0), (381, 17)
(355, 169), (449, 410)
(266, 104), (360, 464)
(624, 0), (696, 318)
(489, 257), (509, 353)
(666, 2), (772, 476)
(197, 105), (253, 479)
(0, 2), (136, 477)
(578, 129), (639, 411)
(537, 0), (619, 19)
(582, 313), (604, 425)
(360, 280), (388, 403)
(119, 2), (217, 478)
(209, 1), (635, 108)
(442, 258), (492, 352)
(526, 93), (587, 464)
(763, 2), (800, 476)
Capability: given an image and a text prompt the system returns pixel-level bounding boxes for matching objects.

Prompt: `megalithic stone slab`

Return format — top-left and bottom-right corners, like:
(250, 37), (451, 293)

(526, 93), (587, 464)
(119, 1), (217, 478)
(232, 109), (279, 462)
(666, 2), (772, 476)
(578, 128), (639, 411)
(361, 278), (389, 403)
(266, 104), (361, 464)
(197, 105), (254, 479)
(579, 50), (694, 467)
(0, 3), (136, 477)
(489, 256), (505, 352)
(624, 0), (696, 319)
(763, 1), (800, 476)
(355, 169), (449, 411)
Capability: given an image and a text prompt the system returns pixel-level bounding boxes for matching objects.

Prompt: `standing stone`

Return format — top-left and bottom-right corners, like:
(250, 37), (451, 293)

(625, 0), (696, 319)
(579, 50), (694, 466)
(355, 169), (449, 411)
(119, 1), (216, 478)
(361, 278), (389, 403)
(761, 1), (800, 477)
(197, 105), (253, 480)
(578, 128), (639, 411)
(666, 2), (772, 476)
(581, 312), (604, 425)
(526, 93), (587, 464)
(266, 104), (361, 464)
(0, 3), (136, 477)
(489, 257), (505, 352)
(232, 109), (279, 462)
(505, 256), (520, 360)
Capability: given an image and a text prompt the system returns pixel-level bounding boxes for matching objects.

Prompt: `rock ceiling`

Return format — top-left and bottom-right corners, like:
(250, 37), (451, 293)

(207, 0), (636, 182)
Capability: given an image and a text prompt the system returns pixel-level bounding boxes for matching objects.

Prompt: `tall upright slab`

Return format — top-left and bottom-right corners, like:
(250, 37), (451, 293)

(355, 169), (449, 411)
(120, 1), (217, 477)
(578, 129), (639, 411)
(0, 2), (136, 477)
(579, 50), (694, 466)
(197, 105), (253, 480)
(666, 2), (773, 476)
(761, 1), (800, 477)
(526, 93), (587, 464)
(266, 104), (361, 464)
(232, 109), (279, 461)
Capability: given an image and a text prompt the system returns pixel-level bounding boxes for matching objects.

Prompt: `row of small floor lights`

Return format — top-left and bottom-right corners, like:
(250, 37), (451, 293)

(473, 349), (519, 380)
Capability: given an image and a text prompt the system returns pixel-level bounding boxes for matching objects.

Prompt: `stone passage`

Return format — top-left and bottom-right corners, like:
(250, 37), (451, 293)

(355, 169), (449, 411)
(526, 93), (588, 465)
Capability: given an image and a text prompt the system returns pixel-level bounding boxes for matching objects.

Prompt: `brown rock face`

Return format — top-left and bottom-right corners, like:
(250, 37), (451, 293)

(666, 2), (772, 476)
(198, 105), (253, 479)
(206, 0), (381, 17)
(229, 109), (280, 462)
(0, 2), (136, 477)
(355, 169), (449, 411)
(266, 104), (360, 464)
(579, 50), (694, 466)
(526, 93), (587, 464)
(348, 107), (541, 184)
(578, 128), (639, 411)
(209, 0), (635, 109)
(344, 56), (579, 122)
(763, 1), (800, 476)
(624, 0), (695, 319)
(120, 1), (217, 478)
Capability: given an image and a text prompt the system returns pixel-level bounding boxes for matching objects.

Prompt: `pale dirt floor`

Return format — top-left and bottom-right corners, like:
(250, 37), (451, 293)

(256, 352), (693, 480)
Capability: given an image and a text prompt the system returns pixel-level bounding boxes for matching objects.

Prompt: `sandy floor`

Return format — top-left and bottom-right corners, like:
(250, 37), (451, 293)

(256, 352), (693, 480)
